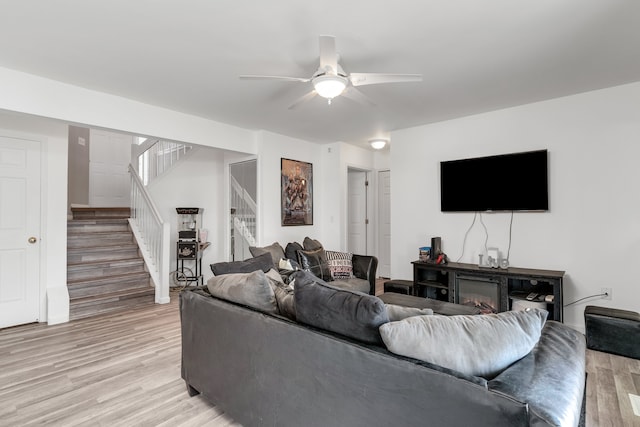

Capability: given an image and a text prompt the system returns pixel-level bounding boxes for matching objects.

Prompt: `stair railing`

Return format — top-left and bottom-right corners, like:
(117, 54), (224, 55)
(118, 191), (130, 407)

(136, 139), (193, 186)
(128, 164), (170, 303)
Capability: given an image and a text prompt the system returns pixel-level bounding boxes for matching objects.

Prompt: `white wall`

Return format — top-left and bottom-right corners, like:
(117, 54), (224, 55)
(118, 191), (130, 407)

(374, 148), (390, 171)
(256, 131), (325, 248)
(254, 133), (382, 253)
(391, 81), (640, 331)
(0, 111), (69, 324)
(0, 67), (257, 155)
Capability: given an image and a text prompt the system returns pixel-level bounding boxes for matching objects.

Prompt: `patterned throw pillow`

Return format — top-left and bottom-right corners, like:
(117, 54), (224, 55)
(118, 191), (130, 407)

(325, 250), (354, 280)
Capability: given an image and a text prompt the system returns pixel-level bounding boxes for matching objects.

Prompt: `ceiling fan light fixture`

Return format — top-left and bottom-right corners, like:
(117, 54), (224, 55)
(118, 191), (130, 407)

(313, 75), (347, 99)
(369, 139), (387, 150)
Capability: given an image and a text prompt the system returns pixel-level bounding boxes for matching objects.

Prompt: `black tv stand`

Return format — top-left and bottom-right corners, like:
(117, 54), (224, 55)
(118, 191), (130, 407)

(412, 261), (564, 322)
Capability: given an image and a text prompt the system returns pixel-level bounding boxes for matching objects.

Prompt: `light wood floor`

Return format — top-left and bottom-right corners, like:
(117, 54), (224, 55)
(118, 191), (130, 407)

(586, 348), (640, 427)
(0, 289), (239, 426)
(1, 287), (639, 426)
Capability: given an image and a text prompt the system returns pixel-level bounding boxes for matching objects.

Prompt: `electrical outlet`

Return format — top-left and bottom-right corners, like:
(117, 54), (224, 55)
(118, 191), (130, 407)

(601, 287), (612, 300)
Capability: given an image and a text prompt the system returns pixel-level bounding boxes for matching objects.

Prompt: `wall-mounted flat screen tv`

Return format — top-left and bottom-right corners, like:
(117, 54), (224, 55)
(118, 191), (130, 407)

(440, 149), (548, 212)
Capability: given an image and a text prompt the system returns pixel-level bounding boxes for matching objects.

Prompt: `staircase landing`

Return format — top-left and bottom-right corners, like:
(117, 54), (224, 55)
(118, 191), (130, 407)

(67, 207), (155, 320)
(71, 206), (131, 220)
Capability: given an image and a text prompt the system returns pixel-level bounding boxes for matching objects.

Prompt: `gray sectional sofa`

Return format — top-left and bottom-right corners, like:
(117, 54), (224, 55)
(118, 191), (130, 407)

(181, 269), (586, 427)
(247, 238), (378, 294)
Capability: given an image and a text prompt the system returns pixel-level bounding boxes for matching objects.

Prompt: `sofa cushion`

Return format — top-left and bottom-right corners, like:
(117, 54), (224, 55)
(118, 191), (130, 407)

(293, 270), (389, 345)
(297, 248), (333, 282)
(206, 270), (278, 315)
(284, 241), (303, 262)
(249, 242), (285, 267)
(385, 304), (434, 321)
(330, 277), (370, 294)
(379, 308), (548, 378)
(210, 252), (275, 276)
(265, 268), (296, 320)
(302, 236), (323, 251)
(325, 250), (354, 280)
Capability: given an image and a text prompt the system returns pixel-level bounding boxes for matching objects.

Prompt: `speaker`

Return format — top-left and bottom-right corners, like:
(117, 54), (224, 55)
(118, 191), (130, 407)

(430, 237), (442, 260)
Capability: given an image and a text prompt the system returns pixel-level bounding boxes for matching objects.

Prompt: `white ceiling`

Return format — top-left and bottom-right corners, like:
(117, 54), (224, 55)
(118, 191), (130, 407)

(1, 1), (639, 149)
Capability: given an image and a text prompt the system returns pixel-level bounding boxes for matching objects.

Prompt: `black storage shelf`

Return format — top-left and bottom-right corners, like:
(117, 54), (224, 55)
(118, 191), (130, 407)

(416, 280), (448, 290)
(412, 261), (565, 322)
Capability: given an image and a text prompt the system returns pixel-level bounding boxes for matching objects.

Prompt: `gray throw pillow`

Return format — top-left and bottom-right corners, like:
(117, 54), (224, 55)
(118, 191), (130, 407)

(210, 252), (274, 275)
(385, 304), (434, 321)
(206, 270), (278, 315)
(249, 242), (285, 267)
(379, 308), (548, 379)
(293, 271), (389, 345)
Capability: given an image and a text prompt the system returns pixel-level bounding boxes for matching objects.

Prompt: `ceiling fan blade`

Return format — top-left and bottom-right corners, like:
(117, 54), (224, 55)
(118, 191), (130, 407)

(349, 73), (422, 87)
(319, 35), (337, 73)
(288, 90), (317, 110)
(341, 87), (376, 107)
(239, 75), (310, 83)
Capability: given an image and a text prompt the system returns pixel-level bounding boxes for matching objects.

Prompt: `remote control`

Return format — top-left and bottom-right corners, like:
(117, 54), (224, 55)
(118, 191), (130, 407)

(526, 292), (538, 301)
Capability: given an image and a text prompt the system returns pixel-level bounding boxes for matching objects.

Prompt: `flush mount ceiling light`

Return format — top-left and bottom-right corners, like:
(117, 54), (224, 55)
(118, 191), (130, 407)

(369, 139), (387, 150)
(312, 74), (348, 101)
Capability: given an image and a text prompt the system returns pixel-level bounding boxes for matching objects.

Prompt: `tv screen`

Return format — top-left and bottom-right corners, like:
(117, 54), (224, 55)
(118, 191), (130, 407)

(440, 150), (548, 212)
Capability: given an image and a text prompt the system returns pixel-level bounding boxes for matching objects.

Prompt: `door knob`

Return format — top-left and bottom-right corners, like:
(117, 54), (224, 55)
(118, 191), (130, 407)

(28, 237), (37, 244)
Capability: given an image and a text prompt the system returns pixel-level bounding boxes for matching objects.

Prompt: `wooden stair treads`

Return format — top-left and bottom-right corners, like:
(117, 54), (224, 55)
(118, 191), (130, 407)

(67, 207), (154, 320)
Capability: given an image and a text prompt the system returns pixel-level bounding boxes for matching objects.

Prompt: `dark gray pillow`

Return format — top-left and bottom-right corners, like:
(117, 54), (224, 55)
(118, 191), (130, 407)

(293, 271), (389, 345)
(249, 242), (285, 266)
(284, 241), (303, 261)
(297, 248), (332, 281)
(210, 252), (274, 276)
(303, 236), (323, 251)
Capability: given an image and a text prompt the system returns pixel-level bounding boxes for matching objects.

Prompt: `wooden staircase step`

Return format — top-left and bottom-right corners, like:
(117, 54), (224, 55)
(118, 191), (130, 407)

(68, 219), (130, 233)
(71, 206), (131, 220)
(68, 271), (151, 299)
(67, 244), (140, 264)
(69, 288), (155, 321)
(67, 231), (133, 248)
(67, 258), (146, 281)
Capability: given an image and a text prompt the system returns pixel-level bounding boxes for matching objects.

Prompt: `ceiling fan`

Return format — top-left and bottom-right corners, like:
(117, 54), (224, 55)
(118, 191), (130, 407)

(240, 35), (422, 109)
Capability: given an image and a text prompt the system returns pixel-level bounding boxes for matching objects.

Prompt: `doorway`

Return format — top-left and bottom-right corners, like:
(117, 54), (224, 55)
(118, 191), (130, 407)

(0, 135), (41, 328)
(229, 159), (257, 261)
(347, 169), (369, 255)
(377, 170), (391, 278)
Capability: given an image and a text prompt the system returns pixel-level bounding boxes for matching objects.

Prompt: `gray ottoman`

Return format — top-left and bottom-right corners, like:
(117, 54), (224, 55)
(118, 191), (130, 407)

(584, 305), (640, 360)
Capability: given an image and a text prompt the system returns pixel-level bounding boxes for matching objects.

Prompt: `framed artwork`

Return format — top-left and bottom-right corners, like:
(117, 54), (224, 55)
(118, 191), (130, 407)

(281, 158), (313, 226)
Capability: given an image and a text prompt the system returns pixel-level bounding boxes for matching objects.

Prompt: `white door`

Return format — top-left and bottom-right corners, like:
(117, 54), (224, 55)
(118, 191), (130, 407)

(0, 136), (41, 328)
(89, 129), (131, 207)
(377, 170), (391, 278)
(347, 170), (368, 255)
